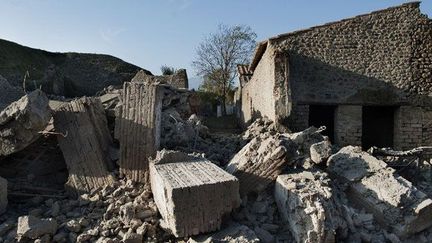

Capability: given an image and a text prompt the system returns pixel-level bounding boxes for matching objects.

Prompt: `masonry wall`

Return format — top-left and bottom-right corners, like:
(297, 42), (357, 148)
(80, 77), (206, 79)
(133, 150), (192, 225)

(241, 47), (276, 124)
(394, 106), (423, 150)
(334, 105), (362, 147)
(271, 2), (432, 107)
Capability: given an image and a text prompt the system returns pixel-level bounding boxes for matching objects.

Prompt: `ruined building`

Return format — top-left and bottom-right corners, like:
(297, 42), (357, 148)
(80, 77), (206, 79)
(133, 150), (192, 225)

(237, 2), (432, 150)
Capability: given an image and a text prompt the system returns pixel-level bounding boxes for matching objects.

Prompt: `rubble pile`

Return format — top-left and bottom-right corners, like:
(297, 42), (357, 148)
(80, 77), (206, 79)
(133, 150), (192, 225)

(3, 74), (432, 243)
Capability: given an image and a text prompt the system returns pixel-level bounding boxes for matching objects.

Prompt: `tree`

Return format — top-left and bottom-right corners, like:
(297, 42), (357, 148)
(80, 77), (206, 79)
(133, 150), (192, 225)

(161, 65), (176, 75)
(193, 24), (257, 115)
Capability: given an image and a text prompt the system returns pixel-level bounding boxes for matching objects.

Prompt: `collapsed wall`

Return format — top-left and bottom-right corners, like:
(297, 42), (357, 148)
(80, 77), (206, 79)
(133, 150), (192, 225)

(0, 90), (51, 156)
(150, 150), (240, 237)
(132, 69), (189, 89)
(275, 171), (345, 243)
(116, 82), (163, 182)
(53, 97), (116, 196)
(327, 146), (432, 236)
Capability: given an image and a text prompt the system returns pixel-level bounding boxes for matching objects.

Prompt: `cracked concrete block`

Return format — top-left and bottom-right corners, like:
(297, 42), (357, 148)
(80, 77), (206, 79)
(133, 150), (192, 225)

(327, 146), (432, 236)
(0, 90), (51, 156)
(53, 97), (115, 196)
(310, 140), (332, 164)
(275, 171), (345, 243)
(17, 215), (57, 240)
(116, 82), (163, 182)
(226, 135), (297, 196)
(0, 176), (6, 215)
(150, 150), (240, 237)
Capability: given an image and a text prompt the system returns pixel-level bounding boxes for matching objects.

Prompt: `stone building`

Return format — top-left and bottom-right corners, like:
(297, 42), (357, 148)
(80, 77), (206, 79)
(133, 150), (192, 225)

(132, 69), (189, 89)
(237, 2), (432, 150)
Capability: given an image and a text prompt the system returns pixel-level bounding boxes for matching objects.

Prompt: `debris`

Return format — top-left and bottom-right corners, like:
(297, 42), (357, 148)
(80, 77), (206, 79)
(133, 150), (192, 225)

(0, 90), (51, 156)
(53, 97), (116, 197)
(16, 215), (57, 240)
(150, 150), (240, 237)
(0, 177), (6, 215)
(116, 82), (163, 182)
(327, 146), (432, 236)
(188, 223), (259, 243)
(310, 140), (333, 164)
(225, 134), (297, 196)
(275, 171), (346, 243)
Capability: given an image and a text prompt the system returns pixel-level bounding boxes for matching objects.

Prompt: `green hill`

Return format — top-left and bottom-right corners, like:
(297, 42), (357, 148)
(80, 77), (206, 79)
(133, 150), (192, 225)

(0, 39), (152, 97)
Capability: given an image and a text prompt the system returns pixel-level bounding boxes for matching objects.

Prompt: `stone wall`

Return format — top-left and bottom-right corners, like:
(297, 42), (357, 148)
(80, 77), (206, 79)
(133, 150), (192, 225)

(132, 69), (189, 89)
(271, 2), (432, 107)
(334, 105), (362, 146)
(285, 104), (308, 132)
(394, 106), (423, 150)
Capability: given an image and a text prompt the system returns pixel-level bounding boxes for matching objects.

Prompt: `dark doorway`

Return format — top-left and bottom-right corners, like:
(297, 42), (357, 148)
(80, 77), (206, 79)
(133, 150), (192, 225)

(362, 106), (395, 149)
(308, 105), (336, 142)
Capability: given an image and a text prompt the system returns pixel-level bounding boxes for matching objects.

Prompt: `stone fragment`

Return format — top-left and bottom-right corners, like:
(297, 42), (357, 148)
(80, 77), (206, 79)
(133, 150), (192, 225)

(53, 97), (115, 197)
(0, 177), (6, 215)
(0, 90), (51, 156)
(225, 134), (297, 196)
(116, 82), (163, 182)
(327, 146), (432, 236)
(150, 150), (240, 237)
(310, 140), (332, 164)
(16, 216), (57, 240)
(188, 223), (259, 243)
(275, 171), (345, 243)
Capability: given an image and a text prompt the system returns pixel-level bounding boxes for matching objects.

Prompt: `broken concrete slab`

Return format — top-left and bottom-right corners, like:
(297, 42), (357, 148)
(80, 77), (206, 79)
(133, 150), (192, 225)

(116, 82), (163, 182)
(16, 215), (57, 240)
(188, 223), (259, 243)
(150, 150), (240, 237)
(327, 146), (432, 236)
(0, 176), (6, 215)
(0, 90), (51, 156)
(53, 97), (115, 197)
(275, 171), (346, 243)
(225, 134), (297, 196)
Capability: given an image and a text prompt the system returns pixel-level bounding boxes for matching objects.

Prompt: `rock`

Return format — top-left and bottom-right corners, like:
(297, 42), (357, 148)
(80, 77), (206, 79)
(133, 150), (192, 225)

(65, 219), (81, 233)
(122, 230), (143, 243)
(327, 146), (432, 236)
(34, 234), (51, 243)
(0, 177), (7, 215)
(16, 216), (57, 240)
(119, 202), (136, 226)
(253, 226), (274, 243)
(310, 140), (332, 164)
(0, 90), (51, 156)
(275, 171), (345, 243)
(51, 202), (60, 217)
(188, 223), (260, 243)
(150, 150), (240, 237)
(226, 134), (297, 196)
(53, 232), (68, 243)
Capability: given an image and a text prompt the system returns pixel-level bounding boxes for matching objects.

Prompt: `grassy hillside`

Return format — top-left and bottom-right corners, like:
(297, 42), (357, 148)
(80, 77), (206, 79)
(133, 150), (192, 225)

(0, 39), (152, 97)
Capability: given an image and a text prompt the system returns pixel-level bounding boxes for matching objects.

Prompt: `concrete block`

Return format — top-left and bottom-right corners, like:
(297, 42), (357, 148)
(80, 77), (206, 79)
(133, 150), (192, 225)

(310, 140), (333, 164)
(327, 146), (432, 236)
(275, 171), (345, 243)
(116, 82), (163, 182)
(150, 150), (240, 237)
(0, 176), (6, 215)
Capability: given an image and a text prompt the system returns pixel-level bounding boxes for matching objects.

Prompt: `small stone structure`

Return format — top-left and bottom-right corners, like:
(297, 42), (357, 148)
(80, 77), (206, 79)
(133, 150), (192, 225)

(275, 171), (344, 243)
(238, 2), (432, 150)
(0, 176), (7, 215)
(0, 90), (51, 156)
(53, 97), (116, 196)
(150, 150), (240, 237)
(116, 82), (163, 182)
(327, 146), (432, 236)
(132, 69), (189, 89)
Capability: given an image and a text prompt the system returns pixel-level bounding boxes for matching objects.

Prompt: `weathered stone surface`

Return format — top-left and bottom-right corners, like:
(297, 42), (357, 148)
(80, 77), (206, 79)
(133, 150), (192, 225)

(116, 82), (163, 182)
(132, 69), (189, 89)
(327, 146), (432, 236)
(310, 140), (332, 164)
(0, 90), (51, 156)
(225, 134), (296, 196)
(150, 150), (240, 237)
(275, 171), (345, 243)
(16, 215), (57, 240)
(188, 223), (259, 243)
(0, 176), (6, 215)
(53, 97), (115, 196)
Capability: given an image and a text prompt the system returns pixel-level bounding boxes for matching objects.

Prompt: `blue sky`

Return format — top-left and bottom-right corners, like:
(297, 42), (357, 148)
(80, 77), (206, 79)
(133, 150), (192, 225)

(0, 0), (431, 89)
